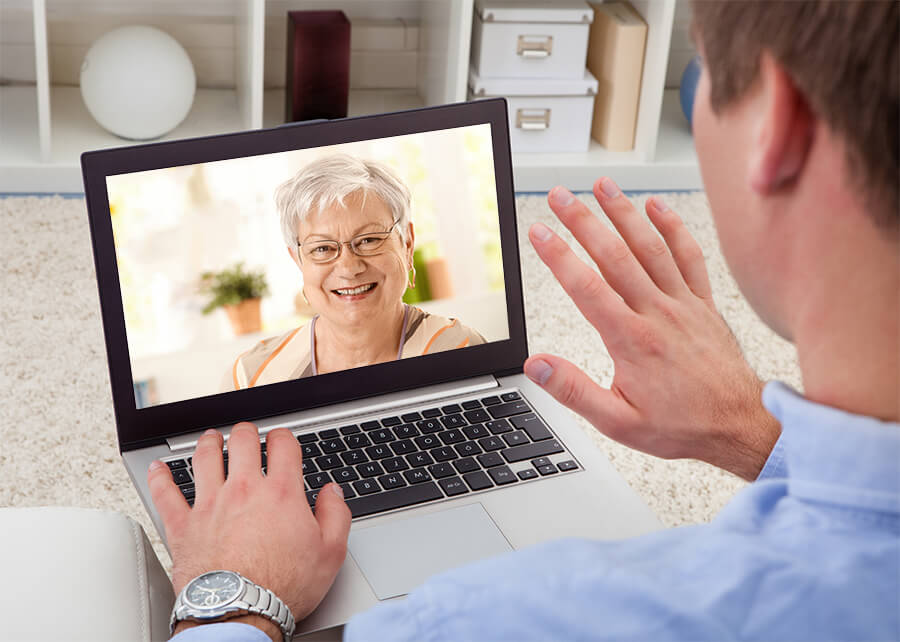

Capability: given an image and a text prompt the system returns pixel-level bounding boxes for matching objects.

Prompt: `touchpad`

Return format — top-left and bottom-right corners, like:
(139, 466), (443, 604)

(348, 503), (513, 600)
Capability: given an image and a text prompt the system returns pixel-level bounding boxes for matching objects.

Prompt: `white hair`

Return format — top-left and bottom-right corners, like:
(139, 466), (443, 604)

(275, 154), (411, 250)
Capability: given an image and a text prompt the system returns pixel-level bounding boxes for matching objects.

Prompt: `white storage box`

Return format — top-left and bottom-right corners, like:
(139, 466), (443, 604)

(470, 0), (594, 79)
(469, 67), (598, 153)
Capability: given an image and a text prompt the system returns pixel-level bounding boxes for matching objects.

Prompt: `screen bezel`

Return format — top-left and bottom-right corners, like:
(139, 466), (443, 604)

(81, 98), (527, 451)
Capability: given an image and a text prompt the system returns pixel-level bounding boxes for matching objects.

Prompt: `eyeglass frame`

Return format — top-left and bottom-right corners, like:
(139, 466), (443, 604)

(296, 218), (403, 264)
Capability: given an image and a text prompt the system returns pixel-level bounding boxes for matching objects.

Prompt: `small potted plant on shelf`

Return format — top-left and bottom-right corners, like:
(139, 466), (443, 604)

(199, 262), (269, 335)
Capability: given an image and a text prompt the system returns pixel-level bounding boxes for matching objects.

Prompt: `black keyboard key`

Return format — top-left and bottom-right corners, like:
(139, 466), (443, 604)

(370, 429), (394, 444)
(298, 433), (317, 444)
(318, 428), (339, 439)
(332, 466), (360, 483)
(365, 444), (393, 460)
(488, 400), (531, 419)
(339, 482), (357, 499)
(320, 438), (346, 454)
(341, 450), (368, 466)
(316, 454), (343, 470)
(172, 468), (192, 486)
(166, 459), (187, 471)
(339, 425), (361, 435)
(305, 472), (330, 489)
(463, 424), (490, 440)
(502, 439), (564, 463)
(179, 483), (195, 501)
(478, 436), (505, 451)
(431, 446), (457, 462)
(260, 452), (267, 468)
(439, 429), (465, 445)
(478, 452), (504, 468)
(503, 430), (530, 447)
(537, 464), (558, 476)
(346, 482), (443, 518)
(439, 476), (469, 497)
(414, 434), (440, 450)
(501, 391), (521, 402)
(428, 463), (456, 479)
(404, 468), (431, 484)
(352, 478), (381, 496)
(406, 451), (434, 467)
(301, 443), (321, 458)
(511, 414), (553, 441)
(393, 424), (419, 439)
(455, 441), (482, 458)
(486, 419), (512, 434)
(357, 462), (385, 478)
(518, 469), (539, 481)
(461, 400), (482, 410)
(422, 408), (442, 418)
(453, 457), (479, 474)
(390, 439), (417, 456)
(441, 404), (462, 414)
(440, 414), (467, 429)
(558, 460), (578, 472)
(381, 416), (402, 426)
(361, 421), (382, 431)
(481, 395), (502, 406)
(306, 489), (320, 506)
(378, 473), (406, 490)
(417, 419), (443, 434)
(345, 434), (372, 449)
(463, 409), (491, 424)
(401, 412), (422, 423)
(463, 470), (493, 491)
(302, 459), (317, 474)
(382, 456), (409, 473)
(488, 465), (517, 485)
(532, 457), (553, 468)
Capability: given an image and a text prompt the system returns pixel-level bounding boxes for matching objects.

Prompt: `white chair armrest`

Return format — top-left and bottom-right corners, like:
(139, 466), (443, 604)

(0, 507), (174, 641)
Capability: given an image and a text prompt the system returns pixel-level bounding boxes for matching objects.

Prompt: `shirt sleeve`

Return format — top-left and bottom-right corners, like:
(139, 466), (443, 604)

(756, 429), (788, 480)
(170, 622), (271, 642)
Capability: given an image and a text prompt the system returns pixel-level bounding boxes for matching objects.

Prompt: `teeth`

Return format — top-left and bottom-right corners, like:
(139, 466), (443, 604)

(335, 283), (375, 296)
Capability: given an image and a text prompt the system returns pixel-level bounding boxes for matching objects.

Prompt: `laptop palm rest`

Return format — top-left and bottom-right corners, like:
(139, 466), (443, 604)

(348, 503), (513, 600)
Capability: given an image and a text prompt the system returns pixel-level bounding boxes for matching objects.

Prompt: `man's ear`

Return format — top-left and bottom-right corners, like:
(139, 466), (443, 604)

(748, 52), (814, 195)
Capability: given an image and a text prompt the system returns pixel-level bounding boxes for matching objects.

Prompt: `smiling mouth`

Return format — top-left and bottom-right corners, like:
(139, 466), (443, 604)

(332, 283), (376, 296)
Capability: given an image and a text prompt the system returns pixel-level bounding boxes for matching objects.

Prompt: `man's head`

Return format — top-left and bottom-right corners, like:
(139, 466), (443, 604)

(689, 1), (898, 338)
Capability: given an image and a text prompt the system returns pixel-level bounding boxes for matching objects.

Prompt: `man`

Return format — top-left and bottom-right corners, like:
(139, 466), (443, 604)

(150, 1), (899, 639)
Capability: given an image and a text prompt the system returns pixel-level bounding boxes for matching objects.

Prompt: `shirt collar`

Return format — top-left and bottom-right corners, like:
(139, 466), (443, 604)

(762, 381), (900, 514)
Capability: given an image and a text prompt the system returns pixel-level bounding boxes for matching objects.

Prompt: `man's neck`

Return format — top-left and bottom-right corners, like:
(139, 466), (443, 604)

(315, 303), (406, 373)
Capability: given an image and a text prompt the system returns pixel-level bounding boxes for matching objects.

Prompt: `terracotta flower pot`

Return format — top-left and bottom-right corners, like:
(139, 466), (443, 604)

(223, 298), (262, 335)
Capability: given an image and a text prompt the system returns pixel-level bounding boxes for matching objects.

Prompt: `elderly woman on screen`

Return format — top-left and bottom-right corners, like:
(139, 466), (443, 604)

(231, 154), (486, 390)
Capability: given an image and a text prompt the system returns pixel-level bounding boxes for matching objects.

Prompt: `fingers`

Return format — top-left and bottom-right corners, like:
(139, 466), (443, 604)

(147, 460), (190, 535)
(645, 197), (713, 301)
(547, 184), (657, 312)
(524, 354), (639, 445)
(265, 428), (303, 485)
(529, 222), (634, 348)
(314, 483), (352, 564)
(192, 428), (225, 506)
(592, 179), (687, 297)
(226, 422), (262, 479)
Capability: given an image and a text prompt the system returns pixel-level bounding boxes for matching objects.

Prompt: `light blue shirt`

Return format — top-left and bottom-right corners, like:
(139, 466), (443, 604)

(172, 382), (900, 642)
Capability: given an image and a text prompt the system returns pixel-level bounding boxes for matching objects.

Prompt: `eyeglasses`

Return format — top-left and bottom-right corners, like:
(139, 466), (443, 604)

(297, 219), (401, 264)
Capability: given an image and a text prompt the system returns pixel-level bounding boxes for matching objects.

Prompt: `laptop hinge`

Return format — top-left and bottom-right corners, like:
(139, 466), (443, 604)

(166, 375), (500, 453)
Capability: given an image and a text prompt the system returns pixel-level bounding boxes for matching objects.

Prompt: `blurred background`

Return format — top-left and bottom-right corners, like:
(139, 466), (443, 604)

(108, 123), (508, 407)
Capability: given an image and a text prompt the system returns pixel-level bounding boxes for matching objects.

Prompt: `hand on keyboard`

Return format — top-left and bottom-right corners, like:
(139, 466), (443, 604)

(147, 422), (351, 633)
(524, 181), (780, 481)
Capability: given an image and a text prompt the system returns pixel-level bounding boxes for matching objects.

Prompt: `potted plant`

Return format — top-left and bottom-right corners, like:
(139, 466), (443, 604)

(199, 262), (269, 335)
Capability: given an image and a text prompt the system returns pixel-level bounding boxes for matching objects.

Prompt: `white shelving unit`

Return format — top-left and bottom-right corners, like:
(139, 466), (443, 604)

(0, 0), (699, 193)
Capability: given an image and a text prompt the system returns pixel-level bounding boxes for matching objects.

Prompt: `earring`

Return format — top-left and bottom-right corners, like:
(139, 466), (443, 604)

(407, 266), (416, 290)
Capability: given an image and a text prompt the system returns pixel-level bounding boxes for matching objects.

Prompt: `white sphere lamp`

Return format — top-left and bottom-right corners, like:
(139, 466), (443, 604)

(80, 26), (196, 140)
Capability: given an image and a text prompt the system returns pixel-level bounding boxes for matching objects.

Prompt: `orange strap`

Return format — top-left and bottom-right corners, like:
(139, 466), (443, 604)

(248, 327), (302, 388)
(422, 319), (458, 355)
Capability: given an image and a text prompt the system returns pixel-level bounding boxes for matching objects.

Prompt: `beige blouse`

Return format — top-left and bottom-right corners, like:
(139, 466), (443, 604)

(230, 305), (486, 390)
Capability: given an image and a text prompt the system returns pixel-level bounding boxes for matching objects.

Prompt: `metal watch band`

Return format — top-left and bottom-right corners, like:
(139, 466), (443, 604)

(170, 571), (296, 642)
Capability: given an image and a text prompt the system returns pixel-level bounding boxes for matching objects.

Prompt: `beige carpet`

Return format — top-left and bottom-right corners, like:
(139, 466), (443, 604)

(0, 192), (801, 574)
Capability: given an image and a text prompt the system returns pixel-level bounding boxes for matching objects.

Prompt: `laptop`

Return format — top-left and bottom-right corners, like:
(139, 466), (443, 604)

(81, 98), (660, 636)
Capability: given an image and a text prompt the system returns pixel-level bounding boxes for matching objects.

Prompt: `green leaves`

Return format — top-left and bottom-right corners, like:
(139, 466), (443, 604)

(199, 262), (270, 315)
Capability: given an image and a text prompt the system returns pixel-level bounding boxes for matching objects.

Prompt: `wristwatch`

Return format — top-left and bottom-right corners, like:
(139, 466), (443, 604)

(170, 570), (295, 641)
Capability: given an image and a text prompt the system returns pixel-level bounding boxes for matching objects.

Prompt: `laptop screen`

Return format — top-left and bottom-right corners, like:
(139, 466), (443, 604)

(106, 124), (508, 409)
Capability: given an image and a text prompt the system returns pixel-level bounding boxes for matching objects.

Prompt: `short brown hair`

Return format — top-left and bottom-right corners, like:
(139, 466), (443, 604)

(691, 1), (898, 232)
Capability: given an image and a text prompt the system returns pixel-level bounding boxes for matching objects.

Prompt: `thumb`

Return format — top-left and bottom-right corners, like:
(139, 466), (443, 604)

(314, 483), (352, 564)
(524, 354), (637, 442)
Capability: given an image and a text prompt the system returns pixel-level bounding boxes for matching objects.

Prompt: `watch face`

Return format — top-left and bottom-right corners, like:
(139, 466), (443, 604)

(184, 571), (243, 609)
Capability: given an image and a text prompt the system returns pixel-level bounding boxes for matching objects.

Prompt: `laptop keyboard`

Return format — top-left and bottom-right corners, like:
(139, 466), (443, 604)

(165, 390), (581, 519)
